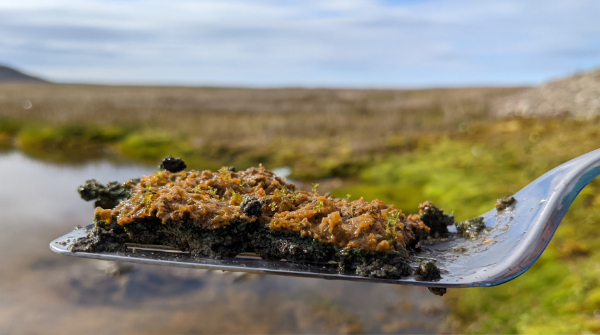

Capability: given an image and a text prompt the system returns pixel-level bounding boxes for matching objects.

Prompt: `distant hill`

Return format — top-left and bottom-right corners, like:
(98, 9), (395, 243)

(494, 68), (600, 118)
(0, 65), (49, 83)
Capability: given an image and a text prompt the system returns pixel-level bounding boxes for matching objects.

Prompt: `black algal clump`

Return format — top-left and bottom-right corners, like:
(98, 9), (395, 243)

(414, 260), (447, 295)
(419, 201), (454, 237)
(159, 156), (187, 173)
(495, 195), (516, 211)
(415, 260), (442, 281)
(77, 179), (136, 209)
(354, 253), (413, 278)
(240, 196), (262, 217)
(456, 217), (486, 238)
(427, 287), (447, 296)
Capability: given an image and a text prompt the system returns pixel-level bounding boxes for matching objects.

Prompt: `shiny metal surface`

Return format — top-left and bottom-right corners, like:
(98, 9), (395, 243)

(50, 148), (600, 288)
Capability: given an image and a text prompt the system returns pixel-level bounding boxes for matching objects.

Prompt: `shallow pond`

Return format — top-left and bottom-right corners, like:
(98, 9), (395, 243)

(0, 151), (448, 334)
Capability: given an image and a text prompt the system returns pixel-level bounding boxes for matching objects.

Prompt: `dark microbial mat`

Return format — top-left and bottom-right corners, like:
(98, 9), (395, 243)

(51, 224), (483, 288)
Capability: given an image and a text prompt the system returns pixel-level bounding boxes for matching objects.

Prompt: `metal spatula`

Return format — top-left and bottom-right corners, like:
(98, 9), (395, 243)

(50, 149), (600, 288)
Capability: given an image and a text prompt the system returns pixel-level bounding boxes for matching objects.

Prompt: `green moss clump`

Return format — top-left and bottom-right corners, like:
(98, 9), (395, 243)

(118, 131), (177, 161)
(0, 117), (23, 135)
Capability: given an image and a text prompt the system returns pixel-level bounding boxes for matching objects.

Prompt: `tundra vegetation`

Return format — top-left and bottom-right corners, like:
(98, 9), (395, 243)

(2, 83), (600, 333)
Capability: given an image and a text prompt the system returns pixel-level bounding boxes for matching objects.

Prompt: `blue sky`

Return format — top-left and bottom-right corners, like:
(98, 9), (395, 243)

(1, 0), (599, 87)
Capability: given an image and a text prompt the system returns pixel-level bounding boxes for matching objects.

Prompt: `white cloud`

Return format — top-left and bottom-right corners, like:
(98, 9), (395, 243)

(0, 0), (598, 87)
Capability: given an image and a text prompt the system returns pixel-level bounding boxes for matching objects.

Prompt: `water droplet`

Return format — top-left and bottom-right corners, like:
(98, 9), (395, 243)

(21, 99), (32, 110)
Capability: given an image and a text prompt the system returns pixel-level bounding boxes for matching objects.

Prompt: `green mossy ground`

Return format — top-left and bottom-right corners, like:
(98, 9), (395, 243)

(1, 119), (370, 177)
(332, 118), (600, 334)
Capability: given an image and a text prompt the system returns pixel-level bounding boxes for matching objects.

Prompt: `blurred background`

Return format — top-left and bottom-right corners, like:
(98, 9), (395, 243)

(1, 0), (600, 334)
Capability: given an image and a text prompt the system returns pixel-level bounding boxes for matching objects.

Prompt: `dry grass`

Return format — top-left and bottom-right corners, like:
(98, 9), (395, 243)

(0, 83), (524, 141)
(0, 83), (525, 177)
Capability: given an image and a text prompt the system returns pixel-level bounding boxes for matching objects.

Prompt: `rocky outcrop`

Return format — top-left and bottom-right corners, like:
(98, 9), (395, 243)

(494, 69), (600, 118)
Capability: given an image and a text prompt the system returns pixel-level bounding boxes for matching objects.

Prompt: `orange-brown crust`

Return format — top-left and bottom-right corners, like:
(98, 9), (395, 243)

(96, 165), (430, 253)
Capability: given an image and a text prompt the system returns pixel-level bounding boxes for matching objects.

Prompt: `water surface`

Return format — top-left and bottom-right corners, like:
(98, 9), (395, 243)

(0, 152), (448, 334)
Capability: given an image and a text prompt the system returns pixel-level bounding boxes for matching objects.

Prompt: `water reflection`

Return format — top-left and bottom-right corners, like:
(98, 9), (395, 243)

(0, 151), (448, 334)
